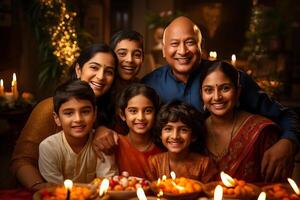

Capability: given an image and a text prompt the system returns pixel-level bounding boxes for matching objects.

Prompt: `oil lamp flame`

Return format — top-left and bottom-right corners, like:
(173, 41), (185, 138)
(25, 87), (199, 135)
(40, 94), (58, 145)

(64, 179), (73, 190)
(214, 185), (223, 200)
(171, 181), (184, 191)
(287, 178), (300, 195)
(99, 178), (109, 197)
(162, 175), (167, 181)
(170, 171), (176, 180)
(220, 171), (236, 187)
(257, 192), (266, 200)
(157, 178), (161, 185)
(137, 187), (147, 200)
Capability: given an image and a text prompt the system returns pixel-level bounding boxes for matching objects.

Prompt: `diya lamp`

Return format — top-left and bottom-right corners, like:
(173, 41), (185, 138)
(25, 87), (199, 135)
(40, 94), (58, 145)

(64, 179), (73, 200)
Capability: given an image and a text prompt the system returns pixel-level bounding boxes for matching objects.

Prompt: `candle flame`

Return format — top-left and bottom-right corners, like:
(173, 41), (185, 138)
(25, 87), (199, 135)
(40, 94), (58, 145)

(220, 171), (236, 187)
(214, 185), (223, 200)
(170, 171), (176, 180)
(209, 51), (217, 60)
(13, 73), (17, 81)
(231, 54), (236, 62)
(99, 178), (109, 197)
(64, 179), (73, 190)
(137, 187), (147, 200)
(257, 192), (266, 200)
(157, 178), (161, 185)
(162, 175), (167, 181)
(287, 178), (300, 195)
(0, 79), (3, 87)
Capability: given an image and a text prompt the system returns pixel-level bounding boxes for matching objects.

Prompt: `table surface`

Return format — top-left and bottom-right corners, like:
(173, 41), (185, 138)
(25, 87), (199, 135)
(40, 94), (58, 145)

(0, 189), (33, 200)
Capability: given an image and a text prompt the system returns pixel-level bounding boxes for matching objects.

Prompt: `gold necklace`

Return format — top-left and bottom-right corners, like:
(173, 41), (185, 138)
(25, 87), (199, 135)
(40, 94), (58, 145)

(208, 112), (237, 161)
(127, 134), (153, 152)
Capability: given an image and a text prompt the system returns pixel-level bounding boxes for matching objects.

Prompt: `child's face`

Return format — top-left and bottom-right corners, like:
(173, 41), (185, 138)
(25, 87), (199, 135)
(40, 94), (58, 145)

(120, 94), (155, 136)
(75, 52), (115, 98)
(53, 97), (96, 139)
(161, 120), (193, 154)
(114, 39), (143, 81)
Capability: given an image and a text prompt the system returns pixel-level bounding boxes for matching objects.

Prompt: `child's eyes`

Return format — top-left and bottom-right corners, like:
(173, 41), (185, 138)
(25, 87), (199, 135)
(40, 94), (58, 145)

(145, 108), (153, 114)
(63, 111), (73, 116)
(163, 127), (172, 132)
(128, 108), (137, 114)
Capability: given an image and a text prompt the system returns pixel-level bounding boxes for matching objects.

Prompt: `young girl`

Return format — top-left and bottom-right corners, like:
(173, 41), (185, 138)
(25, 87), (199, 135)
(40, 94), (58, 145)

(148, 101), (217, 183)
(116, 83), (162, 178)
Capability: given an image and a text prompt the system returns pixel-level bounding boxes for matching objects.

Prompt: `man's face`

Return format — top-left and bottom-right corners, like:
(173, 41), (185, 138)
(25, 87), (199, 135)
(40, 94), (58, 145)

(162, 20), (201, 81)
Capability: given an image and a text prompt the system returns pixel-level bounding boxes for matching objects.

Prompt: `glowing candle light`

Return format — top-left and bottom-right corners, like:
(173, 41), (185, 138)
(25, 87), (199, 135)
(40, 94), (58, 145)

(99, 178), (109, 197)
(214, 185), (223, 200)
(0, 79), (4, 96)
(287, 178), (300, 195)
(137, 187), (147, 200)
(231, 54), (236, 66)
(11, 73), (18, 100)
(64, 179), (73, 200)
(257, 192), (266, 200)
(209, 51), (217, 61)
(170, 171), (176, 180)
(220, 171), (236, 187)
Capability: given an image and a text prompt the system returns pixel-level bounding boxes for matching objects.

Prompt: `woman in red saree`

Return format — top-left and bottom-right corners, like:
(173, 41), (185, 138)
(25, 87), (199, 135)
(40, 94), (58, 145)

(199, 61), (293, 182)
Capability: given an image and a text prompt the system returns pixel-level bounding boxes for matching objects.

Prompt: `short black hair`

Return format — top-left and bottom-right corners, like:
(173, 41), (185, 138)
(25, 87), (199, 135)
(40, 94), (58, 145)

(110, 29), (144, 52)
(155, 100), (206, 152)
(53, 80), (96, 114)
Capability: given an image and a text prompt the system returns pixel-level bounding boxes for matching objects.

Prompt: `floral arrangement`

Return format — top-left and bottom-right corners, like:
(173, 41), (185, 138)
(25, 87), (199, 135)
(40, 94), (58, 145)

(146, 10), (183, 29)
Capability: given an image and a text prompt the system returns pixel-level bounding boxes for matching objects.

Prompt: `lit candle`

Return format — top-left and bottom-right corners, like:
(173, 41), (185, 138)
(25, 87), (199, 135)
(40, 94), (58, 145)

(99, 178), (109, 197)
(257, 192), (266, 200)
(220, 171), (236, 187)
(231, 54), (236, 66)
(209, 51), (217, 61)
(170, 171), (176, 180)
(11, 73), (18, 100)
(137, 187), (147, 200)
(214, 185), (223, 200)
(64, 179), (73, 200)
(0, 79), (4, 96)
(287, 178), (300, 195)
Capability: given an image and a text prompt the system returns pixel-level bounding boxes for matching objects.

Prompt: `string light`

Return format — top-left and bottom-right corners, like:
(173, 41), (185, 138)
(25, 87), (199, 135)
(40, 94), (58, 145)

(41, 0), (80, 77)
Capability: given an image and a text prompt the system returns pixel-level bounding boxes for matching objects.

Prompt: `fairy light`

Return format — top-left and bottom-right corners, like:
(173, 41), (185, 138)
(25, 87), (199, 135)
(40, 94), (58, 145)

(40, 0), (80, 77)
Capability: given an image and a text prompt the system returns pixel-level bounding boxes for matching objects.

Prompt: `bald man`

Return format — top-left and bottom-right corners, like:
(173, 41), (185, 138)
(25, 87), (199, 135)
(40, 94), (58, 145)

(142, 16), (299, 182)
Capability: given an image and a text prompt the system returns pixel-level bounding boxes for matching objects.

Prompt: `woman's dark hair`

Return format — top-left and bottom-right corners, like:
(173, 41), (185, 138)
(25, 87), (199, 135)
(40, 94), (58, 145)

(199, 61), (240, 90)
(155, 100), (206, 153)
(117, 83), (160, 135)
(109, 29), (144, 52)
(68, 43), (119, 80)
(53, 80), (96, 114)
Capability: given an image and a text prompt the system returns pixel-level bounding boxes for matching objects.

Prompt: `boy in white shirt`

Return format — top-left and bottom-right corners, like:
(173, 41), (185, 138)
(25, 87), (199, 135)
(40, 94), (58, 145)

(38, 80), (118, 184)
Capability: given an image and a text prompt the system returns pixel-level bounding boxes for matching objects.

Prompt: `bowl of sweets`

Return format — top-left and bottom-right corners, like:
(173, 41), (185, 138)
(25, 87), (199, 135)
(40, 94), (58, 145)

(33, 183), (102, 200)
(203, 179), (261, 200)
(91, 173), (150, 200)
(150, 177), (203, 200)
(262, 183), (300, 200)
